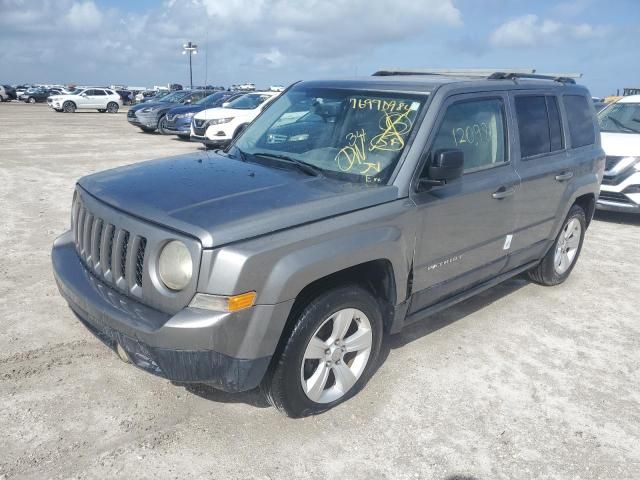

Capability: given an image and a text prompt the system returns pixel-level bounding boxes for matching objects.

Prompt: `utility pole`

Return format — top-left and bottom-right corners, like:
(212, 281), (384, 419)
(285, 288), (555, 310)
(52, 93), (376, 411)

(182, 41), (198, 89)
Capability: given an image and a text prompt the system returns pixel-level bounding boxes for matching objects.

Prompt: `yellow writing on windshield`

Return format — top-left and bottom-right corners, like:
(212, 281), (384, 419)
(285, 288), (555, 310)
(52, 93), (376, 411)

(349, 98), (411, 113)
(335, 129), (381, 174)
(370, 110), (414, 152)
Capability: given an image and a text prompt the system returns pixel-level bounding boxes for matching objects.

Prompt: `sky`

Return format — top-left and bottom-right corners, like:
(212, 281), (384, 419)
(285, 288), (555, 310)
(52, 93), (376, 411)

(1, 0), (638, 97)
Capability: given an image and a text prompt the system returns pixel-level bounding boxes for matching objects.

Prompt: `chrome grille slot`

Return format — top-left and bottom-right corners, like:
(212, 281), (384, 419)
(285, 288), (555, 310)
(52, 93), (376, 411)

(71, 196), (148, 298)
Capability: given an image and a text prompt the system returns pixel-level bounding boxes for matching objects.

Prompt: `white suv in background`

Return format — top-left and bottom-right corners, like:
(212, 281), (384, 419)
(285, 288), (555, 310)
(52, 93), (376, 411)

(47, 88), (122, 113)
(190, 91), (280, 148)
(597, 95), (640, 213)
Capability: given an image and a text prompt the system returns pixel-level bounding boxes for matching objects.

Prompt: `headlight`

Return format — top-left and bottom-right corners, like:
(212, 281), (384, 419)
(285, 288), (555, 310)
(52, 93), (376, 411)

(140, 107), (156, 113)
(208, 117), (234, 125)
(158, 240), (193, 291)
(176, 112), (195, 119)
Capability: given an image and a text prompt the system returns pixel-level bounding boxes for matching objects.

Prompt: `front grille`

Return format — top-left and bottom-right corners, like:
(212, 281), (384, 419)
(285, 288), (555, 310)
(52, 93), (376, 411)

(598, 191), (632, 204)
(194, 119), (206, 128)
(127, 110), (136, 118)
(72, 195), (147, 296)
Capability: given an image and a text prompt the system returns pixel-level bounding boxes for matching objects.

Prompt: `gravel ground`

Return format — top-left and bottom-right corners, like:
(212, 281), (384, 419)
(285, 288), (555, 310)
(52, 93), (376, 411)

(1, 102), (639, 480)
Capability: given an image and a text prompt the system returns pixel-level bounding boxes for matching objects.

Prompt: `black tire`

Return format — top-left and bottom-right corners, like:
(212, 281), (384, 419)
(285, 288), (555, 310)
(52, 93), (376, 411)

(54, 109), (63, 112)
(28, 97), (36, 104)
(97, 109), (106, 113)
(204, 144), (216, 150)
(528, 204), (586, 286)
(178, 134), (190, 141)
(157, 115), (168, 134)
(63, 101), (76, 113)
(106, 102), (119, 113)
(140, 126), (155, 133)
(261, 284), (383, 418)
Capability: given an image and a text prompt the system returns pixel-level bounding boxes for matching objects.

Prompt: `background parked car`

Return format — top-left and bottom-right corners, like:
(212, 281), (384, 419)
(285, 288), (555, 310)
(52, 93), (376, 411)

(136, 90), (170, 104)
(191, 91), (280, 148)
(0, 85), (10, 102)
(21, 87), (56, 103)
(127, 89), (215, 133)
(2, 85), (17, 100)
(162, 91), (244, 139)
(47, 88), (122, 113)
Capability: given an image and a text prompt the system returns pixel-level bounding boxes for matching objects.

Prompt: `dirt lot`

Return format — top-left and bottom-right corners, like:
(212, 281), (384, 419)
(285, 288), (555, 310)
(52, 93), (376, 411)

(0, 102), (639, 480)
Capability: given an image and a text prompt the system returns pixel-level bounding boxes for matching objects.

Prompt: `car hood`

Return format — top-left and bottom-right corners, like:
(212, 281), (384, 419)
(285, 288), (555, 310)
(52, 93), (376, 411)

(194, 107), (254, 121)
(601, 132), (640, 157)
(130, 101), (179, 112)
(78, 152), (398, 248)
(167, 104), (204, 116)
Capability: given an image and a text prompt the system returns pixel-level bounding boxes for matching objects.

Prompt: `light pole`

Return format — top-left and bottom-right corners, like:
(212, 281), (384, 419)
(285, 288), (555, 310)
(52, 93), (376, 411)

(182, 41), (198, 89)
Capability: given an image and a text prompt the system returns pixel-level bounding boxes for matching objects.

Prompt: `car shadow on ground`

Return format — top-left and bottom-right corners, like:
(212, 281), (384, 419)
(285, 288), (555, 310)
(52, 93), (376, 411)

(380, 276), (530, 360)
(593, 210), (640, 226)
(176, 382), (271, 408)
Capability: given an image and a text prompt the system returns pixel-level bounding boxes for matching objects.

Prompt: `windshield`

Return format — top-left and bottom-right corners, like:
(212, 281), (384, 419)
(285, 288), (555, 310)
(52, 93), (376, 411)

(232, 86), (426, 184)
(227, 93), (274, 110)
(598, 102), (640, 134)
(155, 90), (186, 102)
(196, 91), (227, 106)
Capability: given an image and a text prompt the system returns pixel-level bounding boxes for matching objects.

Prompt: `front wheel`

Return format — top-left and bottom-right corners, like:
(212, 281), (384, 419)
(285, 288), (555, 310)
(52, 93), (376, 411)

(28, 97), (36, 104)
(63, 101), (76, 113)
(262, 285), (383, 417)
(106, 102), (119, 113)
(528, 204), (586, 286)
(157, 115), (168, 134)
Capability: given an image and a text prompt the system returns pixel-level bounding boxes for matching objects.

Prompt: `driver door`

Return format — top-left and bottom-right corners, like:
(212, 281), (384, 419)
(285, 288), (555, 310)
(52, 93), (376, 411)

(408, 93), (520, 314)
(78, 89), (95, 108)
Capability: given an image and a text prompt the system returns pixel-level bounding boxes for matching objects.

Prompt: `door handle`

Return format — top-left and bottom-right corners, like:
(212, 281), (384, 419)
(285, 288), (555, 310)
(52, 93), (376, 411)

(555, 171), (574, 181)
(491, 186), (515, 199)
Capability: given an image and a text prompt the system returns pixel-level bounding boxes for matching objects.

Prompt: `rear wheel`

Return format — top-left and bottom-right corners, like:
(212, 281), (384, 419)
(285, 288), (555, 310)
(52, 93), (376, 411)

(63, 101), (76, 113)
(528, 204), (586, 286)
(261, 285), (383, 417)
(106, 102), (119, 113)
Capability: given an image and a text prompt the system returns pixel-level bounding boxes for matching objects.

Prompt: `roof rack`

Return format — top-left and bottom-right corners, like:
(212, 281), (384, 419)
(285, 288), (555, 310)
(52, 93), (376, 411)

(372, 68), (582, 84)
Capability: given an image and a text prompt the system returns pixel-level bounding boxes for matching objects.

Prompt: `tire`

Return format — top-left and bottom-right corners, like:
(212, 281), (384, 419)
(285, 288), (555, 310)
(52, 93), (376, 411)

(106, 102), (119, 113)
(157, 115), (168, 134)
(528, 204), (586, 286)
(63, 101), (76, 113)
(97, 109), (106, 113)
(178, 134), (190, 141)
(28, 97), (36, 104)
(261, 284), (383, 417)
(54, 109), (63, 112)
(140, 126), (155, 133)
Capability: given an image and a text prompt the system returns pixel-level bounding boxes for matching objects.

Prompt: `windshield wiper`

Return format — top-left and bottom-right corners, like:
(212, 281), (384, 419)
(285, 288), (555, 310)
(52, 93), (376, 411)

(251, 152), (322, 177)
(606, 116), (640, 133)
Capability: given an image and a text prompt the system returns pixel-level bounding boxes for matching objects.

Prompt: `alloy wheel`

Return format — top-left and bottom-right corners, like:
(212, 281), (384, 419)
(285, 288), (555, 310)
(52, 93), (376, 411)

(300, 308), (372, 404)
(554, 218), (581, 275)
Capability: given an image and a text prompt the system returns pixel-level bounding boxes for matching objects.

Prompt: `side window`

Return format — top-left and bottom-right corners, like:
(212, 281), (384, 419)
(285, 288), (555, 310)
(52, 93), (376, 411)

(84, 89), (95, 96)
(563, 95), (595, 148)
(431, 98), (507, 172)
(547, 96), (564, 151)
(93, 89), (106, 96)
(515, 95), (550, 158)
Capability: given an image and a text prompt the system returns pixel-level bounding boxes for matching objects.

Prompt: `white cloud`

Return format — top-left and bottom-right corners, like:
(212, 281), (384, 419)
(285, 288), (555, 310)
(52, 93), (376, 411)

(489, 14), (606, 48)
(65, 1), (103, 31)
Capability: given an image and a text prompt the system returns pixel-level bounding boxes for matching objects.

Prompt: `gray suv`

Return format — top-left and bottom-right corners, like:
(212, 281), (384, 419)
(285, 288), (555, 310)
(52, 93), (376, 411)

(52, 70), (604, 417)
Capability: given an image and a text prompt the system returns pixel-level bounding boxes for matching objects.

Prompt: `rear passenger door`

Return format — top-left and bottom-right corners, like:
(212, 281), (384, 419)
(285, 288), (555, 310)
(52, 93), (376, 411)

(409, 93), (520, 313)
(507, 92), (577, 269)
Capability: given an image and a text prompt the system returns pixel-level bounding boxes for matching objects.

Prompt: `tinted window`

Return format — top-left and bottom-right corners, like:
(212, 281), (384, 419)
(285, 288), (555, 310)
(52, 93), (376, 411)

(563, 95), (595, 148)
(547, 96), (564, 151)
(93, 89), (106, 96)
(515, 96), (550, 158)
(431, 98), (507, 172)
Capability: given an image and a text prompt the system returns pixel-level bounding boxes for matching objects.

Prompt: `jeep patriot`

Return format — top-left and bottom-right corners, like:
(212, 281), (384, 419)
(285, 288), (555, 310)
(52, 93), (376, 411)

(52, 69), (604, 417)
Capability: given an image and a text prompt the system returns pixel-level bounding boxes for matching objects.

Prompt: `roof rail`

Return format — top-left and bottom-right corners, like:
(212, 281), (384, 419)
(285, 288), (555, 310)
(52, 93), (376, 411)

(372, 68), (582, 84)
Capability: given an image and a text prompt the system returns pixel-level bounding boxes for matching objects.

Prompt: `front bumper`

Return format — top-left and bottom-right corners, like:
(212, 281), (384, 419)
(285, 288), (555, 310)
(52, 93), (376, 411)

(127, 111), (158, 129)
(163, 117), (192, 135)
(51, 231), (287, 392)
(597, 170), (640, 213)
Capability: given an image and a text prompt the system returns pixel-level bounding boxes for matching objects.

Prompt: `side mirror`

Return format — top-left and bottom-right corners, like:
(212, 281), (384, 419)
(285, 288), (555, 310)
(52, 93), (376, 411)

(418, 149), (464, 189)
(80, 93), (87, 97)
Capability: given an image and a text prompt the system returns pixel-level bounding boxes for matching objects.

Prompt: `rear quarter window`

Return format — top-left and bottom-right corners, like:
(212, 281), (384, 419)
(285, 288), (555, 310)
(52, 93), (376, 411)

(563, 95), (595, 148)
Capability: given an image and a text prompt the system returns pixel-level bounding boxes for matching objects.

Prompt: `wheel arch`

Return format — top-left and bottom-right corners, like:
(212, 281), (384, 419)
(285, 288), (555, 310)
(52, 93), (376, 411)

(573, 193), (596, 227)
